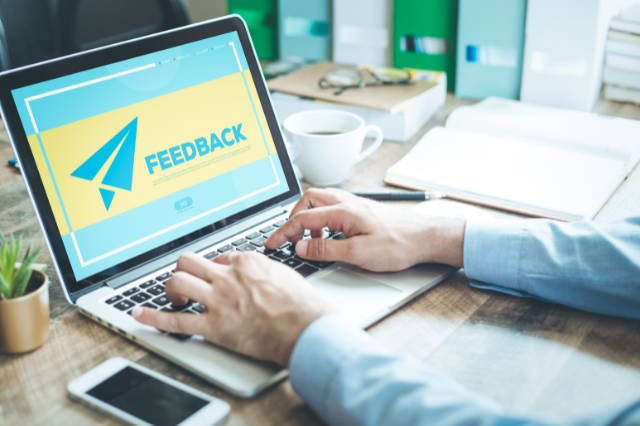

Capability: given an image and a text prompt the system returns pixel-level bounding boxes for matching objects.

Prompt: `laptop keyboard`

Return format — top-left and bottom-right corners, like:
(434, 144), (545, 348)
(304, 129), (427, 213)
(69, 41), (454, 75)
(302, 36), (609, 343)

(103, 217), (342, 341)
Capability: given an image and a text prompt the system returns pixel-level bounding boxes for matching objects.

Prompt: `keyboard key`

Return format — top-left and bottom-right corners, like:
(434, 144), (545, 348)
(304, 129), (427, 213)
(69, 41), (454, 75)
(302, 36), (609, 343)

(156, 272), (172, 282)
(273, 219), (286, 227)
(160, 307), (177, 313)
(259, 225), (274, 234)
(147, 285), (165, 296)
(332, 233), (346, 240)
(217, 244), (234, 253)
(203, 251), (219, 260)
(304, 230), (311, 237)
(142, 303), (158, 309)
(140, 280), (156, 289)
(246, 231), (261, 240)
(192, 304), (204, 313)
(105, 295), (122, 304)
(283, 259), (302, 268)
(268, 256), (282, 262)
(279, 242), (291, 250)
(264, 230), (275, 238)
(231, 238), (246, 246)
(306, 260), (335, 269)
(114, 300), (135, 311)
(273, 249), (294, 260)
(130, 292), (152, 303)
(250, 238), (264, 247)
(171, 300), (193, 310)
(168, 333), (192, 341)
(295, 264), (319, 278)
(152, 295), (171, 306)
(122, 287), (139, 297)
(236, 243), (257, 252)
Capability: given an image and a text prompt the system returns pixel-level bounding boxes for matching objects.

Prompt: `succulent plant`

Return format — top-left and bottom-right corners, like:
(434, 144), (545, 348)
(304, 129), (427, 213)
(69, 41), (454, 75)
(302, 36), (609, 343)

(0, 231), (42, 300)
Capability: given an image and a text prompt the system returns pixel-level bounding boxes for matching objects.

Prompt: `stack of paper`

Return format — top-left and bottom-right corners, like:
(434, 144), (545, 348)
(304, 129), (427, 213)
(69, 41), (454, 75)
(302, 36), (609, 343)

(604, 5), (640, 105)
(267, 62), (446, 142)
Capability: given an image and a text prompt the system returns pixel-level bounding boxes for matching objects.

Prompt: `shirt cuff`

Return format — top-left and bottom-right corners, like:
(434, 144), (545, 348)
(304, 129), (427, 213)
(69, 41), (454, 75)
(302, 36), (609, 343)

(289, 314), (381, 421)
(463, 219), (525, 292)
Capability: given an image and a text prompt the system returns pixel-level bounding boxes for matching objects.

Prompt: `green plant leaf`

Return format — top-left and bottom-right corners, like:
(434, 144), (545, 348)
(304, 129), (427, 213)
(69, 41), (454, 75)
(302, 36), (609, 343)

(0, 229), (5, 245)
(12, 245), (41, 298)
(0, 272), (10, 300)
(0, 238), (8, 284)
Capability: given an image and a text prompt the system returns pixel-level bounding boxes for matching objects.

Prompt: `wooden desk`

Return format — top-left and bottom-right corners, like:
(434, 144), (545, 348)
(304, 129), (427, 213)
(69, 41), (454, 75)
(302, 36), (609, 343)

(1, 95), (640, 426)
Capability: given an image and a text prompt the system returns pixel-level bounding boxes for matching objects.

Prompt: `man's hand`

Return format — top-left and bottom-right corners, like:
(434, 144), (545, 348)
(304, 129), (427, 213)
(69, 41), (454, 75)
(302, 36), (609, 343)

(265, 188), (465, 271)
(132, 252), (332, 367)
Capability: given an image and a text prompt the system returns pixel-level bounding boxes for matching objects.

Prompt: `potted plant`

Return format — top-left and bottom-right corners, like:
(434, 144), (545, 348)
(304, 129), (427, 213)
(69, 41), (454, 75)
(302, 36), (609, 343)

(0, 231), (47, 354)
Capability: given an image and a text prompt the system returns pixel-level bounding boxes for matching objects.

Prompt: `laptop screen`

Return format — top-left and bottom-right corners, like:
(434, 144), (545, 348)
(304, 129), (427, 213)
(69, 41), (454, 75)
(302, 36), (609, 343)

(10, 31), (290, 281)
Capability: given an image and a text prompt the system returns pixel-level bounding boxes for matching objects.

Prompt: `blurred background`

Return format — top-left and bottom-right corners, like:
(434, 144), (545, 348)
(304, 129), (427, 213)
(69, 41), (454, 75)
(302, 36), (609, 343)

(1, 0), (639, 111)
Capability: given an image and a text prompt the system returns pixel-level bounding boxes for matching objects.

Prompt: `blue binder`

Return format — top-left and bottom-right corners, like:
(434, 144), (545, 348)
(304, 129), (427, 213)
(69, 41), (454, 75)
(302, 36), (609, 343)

(278, 0), (330, 60)
(455, 0), (527, 100)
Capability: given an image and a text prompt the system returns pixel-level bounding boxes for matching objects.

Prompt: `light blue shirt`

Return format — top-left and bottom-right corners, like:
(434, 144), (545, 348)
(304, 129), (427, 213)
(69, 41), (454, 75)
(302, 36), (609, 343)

(289, 217), (640, 426)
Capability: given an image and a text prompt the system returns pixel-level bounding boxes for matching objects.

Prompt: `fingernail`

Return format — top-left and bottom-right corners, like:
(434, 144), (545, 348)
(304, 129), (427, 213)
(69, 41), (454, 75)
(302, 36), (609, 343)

(131, 307), (143, 318)
(296, 239), (308, 256)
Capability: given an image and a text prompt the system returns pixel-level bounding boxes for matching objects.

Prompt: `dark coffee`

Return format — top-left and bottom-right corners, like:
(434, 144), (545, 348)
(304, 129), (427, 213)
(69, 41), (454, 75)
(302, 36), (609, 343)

(307, 131), (343, 135)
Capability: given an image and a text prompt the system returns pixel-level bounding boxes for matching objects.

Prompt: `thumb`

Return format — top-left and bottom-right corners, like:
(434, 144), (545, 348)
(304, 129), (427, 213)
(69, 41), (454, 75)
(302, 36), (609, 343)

(296, 238), (357, 264)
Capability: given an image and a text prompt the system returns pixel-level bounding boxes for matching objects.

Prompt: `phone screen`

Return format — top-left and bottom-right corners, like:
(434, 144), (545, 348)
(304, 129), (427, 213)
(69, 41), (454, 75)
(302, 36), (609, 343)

(86, 366), (208, 426)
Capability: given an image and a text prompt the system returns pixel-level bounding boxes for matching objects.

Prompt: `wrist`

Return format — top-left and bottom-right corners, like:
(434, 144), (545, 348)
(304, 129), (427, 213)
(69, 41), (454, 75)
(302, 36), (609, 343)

(415, 217), (466, 267)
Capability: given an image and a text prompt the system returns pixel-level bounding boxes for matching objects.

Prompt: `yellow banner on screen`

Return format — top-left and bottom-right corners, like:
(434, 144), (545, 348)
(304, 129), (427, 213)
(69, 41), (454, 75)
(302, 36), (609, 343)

(28, 70), (276, 235)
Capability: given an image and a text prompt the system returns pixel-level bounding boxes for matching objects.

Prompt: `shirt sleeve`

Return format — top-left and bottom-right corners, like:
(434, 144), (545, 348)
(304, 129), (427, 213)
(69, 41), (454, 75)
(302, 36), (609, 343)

(463, 217), (640, 319)
(289, 314), (640, 426)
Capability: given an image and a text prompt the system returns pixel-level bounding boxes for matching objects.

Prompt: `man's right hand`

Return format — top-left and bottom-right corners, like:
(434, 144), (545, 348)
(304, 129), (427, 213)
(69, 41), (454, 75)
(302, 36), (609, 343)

(265, 188), (465, 272)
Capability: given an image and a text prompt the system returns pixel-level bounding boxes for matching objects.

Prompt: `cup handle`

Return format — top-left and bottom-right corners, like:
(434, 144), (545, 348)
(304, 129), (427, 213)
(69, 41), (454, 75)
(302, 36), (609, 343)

(355, 125), (383, 164)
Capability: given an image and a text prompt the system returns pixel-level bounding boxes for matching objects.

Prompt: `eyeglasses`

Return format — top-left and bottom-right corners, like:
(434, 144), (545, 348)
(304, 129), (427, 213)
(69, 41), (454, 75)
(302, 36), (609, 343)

(318, 67), (412, 95)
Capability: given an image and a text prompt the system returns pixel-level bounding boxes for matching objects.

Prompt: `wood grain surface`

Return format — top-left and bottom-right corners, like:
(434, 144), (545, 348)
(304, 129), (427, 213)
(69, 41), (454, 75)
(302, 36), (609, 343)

(1, 94), (639, 426)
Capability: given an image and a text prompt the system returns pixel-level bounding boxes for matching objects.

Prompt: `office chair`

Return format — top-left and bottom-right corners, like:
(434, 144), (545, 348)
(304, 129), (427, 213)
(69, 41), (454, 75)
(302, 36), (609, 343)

(0, 0), (57, 71)
(56, 0), (190, 55)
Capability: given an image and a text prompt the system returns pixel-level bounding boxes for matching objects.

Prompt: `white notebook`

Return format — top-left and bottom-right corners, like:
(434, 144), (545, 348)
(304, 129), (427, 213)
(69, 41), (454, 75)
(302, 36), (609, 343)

(384, 98), (640, 221)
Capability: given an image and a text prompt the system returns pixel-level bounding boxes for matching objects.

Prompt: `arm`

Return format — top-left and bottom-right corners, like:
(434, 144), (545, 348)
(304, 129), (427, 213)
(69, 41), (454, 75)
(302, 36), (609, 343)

(129, 188), (640, 426)
(265, 188), (640, 318)
(463, 218), (640, 318)
(290, 315), (640, 426)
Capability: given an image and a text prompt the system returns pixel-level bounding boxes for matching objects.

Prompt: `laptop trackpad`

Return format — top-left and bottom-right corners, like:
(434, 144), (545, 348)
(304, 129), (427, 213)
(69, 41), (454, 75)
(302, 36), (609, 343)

(312, 268), (402, 325)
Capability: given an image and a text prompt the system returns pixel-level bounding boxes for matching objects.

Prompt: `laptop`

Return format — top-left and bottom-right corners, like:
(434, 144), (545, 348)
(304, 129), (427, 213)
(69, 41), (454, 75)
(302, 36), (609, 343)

(0, 15), (456, 397)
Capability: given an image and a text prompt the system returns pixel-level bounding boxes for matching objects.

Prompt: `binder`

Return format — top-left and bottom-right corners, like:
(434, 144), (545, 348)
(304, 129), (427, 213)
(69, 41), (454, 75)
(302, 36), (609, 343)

(278, 0), (330, 61)
(455, 0), (527, 100)
(333, 0), (392, 66)
(519, 0), (613, 111)
(394, 0), (458, 91)
(228, 0), (277, 60)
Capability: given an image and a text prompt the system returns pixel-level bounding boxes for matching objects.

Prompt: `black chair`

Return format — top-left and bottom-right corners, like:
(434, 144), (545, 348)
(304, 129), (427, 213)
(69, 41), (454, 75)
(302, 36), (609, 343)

(0, 0), (57, 70)
(56, 0), (190, 55)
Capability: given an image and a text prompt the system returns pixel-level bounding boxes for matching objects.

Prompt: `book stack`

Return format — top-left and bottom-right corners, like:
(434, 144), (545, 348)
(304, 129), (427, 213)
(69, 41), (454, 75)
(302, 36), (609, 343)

(267, 62), (446, 142)
(604, 5), (640, 105)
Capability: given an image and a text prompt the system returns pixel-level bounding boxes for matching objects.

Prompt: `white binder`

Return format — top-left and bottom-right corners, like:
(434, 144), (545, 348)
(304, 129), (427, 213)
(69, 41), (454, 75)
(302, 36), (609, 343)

(520, 0), (615, 111)
(332, 0), (393, 66)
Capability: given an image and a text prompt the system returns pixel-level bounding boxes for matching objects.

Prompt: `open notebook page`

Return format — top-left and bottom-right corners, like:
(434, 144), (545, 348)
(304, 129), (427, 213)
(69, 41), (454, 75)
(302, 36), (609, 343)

(445, 98), (640, 172)
(386, 127), (628, 220)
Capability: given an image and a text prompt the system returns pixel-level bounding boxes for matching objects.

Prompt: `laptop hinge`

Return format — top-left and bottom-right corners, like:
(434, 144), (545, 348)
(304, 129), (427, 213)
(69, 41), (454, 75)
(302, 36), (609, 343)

(105, 205), (287, 290)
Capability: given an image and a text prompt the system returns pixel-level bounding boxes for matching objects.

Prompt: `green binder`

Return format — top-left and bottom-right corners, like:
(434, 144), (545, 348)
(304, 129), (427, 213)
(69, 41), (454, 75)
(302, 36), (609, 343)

(394, 0), (458, 91)
(228, 0), (277, 60)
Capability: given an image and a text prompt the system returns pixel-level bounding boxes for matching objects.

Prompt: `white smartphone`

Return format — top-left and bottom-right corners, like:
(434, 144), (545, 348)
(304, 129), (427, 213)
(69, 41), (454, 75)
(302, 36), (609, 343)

(68, 357), (230, 426)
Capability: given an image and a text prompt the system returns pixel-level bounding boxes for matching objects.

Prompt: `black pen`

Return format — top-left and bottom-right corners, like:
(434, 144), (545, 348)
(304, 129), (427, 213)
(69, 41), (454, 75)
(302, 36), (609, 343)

(352, 191), (444, 201)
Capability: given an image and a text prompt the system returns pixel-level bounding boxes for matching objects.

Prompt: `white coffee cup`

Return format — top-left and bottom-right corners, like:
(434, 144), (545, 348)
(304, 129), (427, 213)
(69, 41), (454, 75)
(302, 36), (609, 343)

(283, 110), (383, 186)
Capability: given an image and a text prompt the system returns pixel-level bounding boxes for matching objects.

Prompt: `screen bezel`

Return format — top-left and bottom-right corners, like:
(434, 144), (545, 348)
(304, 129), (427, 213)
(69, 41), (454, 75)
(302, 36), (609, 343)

(0, 16), (300, 297)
